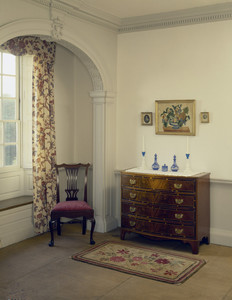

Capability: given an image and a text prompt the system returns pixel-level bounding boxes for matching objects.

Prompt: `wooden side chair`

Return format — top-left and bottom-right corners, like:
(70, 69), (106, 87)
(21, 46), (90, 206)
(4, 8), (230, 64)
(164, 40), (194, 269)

(48, 163), (95, 247)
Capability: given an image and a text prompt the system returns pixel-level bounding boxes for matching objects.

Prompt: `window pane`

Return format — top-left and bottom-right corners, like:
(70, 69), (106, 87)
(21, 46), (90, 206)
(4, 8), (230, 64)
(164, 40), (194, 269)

(4, 122), (16, 143)
(3, 76), (16, 97)
(4, 145), (16, 166)
(3, 53), (16, 75)
(0, 146), (3, 167)
(2, 99), (16, 120)
(0, 122), (2, 143)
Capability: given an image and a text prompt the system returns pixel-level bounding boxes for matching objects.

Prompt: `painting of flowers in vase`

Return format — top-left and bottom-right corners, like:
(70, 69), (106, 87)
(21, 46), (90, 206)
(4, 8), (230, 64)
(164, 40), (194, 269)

(155, 100), (195, 135)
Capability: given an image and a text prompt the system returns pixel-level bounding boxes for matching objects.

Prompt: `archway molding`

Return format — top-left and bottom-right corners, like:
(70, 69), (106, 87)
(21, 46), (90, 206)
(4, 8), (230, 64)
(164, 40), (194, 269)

(0, 19), (110, 90)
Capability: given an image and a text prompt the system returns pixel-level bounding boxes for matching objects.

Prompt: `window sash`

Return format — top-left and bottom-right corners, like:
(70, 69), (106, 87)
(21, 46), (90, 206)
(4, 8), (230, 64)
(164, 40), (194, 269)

(0, 51), (20, 170)
(0, 120), (20, 168)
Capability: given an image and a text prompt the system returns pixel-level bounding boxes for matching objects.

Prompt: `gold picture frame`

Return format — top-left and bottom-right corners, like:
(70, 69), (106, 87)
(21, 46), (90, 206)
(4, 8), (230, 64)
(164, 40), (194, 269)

(141, 112), (153, 125)
(200, 112), (209, 123)
(155, 100), (196, 136)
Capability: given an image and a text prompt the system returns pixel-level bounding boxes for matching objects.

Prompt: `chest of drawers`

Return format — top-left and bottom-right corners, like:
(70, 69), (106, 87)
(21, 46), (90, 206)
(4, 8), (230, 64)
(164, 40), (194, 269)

(121, 171), (210, 254)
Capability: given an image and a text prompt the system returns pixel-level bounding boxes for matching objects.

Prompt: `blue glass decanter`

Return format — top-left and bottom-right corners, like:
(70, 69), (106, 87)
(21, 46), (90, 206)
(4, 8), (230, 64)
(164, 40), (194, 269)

(171, 155), (179, 172)
(152, 153), (160, 170)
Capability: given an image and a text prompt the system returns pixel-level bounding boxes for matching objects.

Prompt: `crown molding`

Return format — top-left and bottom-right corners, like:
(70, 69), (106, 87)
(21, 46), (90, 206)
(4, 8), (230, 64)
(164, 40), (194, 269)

(29, 0), (232, 33)
(119, 2), (232, 33)
(30, 0), (120, 31)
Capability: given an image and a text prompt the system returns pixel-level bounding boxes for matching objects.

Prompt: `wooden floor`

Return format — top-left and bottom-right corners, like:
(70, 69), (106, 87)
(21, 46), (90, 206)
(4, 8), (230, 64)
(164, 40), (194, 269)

(0, 224), (232, 300)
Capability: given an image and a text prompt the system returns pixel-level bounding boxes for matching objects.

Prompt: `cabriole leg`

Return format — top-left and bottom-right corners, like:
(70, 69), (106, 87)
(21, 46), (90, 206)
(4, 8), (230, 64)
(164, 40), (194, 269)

(48, 220), (55, 247)
(90, 218), (95, 245)
(82, 217), (87, 235)
(57, 218), (61, 236)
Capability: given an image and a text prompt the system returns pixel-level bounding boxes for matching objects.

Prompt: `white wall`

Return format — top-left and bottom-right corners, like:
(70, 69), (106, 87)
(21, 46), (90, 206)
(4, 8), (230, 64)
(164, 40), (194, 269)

(116, 20), (232, 246)
(117, 21), (232, 180)
(210, 181), (232, 246)
(54, 44), (93, 164)
(74, 57), (93, 163)
(54, 45), (75, 163)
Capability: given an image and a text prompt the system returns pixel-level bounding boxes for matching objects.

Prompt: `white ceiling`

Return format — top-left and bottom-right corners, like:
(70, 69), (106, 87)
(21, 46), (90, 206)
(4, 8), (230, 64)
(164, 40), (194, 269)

(79, 0), (232, 18)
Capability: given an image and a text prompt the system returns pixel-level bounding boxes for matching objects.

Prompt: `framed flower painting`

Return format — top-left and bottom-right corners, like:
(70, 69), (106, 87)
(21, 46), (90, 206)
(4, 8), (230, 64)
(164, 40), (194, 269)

(155, 100), (196, 136)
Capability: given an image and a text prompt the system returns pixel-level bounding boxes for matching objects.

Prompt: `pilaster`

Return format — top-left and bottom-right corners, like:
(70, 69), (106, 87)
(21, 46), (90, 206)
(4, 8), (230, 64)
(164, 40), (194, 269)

(90, 90), (117, 232)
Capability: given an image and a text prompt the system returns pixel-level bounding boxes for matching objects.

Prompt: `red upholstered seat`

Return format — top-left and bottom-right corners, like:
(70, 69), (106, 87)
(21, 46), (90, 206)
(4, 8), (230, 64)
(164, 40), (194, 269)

(53, 200), (92, 211)
(51, 200), (94, 220)
(48, 163), (95, 247)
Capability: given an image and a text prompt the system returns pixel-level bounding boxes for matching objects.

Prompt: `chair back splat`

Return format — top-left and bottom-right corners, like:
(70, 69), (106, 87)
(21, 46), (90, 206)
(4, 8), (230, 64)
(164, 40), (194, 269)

(65, 167), (80, 201)
(48, 163), (95, 247)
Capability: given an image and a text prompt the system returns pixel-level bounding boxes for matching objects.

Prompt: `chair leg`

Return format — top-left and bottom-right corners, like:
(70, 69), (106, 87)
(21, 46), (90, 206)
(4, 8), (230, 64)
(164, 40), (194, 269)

(48, 219), (55, 247)
(90, 218), (96, 245)
(57, 218), (61, 236)
(82, 217), (87, 235)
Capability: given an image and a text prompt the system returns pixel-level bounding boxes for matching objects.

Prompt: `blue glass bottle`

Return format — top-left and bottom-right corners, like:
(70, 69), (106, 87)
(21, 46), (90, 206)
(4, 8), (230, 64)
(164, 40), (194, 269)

(162, 164), (168, 172)
(171, 155), (179, 172)
(152, 154), (160, 170)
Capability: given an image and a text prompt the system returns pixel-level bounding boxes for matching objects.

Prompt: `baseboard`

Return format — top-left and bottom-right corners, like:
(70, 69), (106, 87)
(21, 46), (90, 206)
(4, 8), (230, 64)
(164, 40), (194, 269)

(90, 215), (118, 233)
(210, 228), (232, 247)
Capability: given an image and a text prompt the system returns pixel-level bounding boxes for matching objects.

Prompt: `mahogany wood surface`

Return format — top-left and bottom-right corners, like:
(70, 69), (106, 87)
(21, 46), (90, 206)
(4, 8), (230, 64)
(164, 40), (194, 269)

(121, 171), (210, 254)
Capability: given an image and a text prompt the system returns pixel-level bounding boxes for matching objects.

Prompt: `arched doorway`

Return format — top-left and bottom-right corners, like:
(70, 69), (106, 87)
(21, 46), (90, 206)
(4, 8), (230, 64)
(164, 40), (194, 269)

(0, 19), (118, 233)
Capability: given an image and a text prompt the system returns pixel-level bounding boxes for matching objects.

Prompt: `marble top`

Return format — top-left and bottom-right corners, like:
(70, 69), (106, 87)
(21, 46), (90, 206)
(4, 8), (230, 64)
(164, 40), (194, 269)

(125, 167), (202, 177)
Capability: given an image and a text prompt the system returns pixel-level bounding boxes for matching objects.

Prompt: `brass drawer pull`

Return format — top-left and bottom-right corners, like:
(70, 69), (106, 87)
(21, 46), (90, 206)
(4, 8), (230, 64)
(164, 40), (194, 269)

(175, 228), (183, 234)
(175, 198), (184, 205)
(130, 206), (136, 213)
(129, 192), (137, 199)
(174, 183), (182, 189)
(175, 213), (183, 220)
(130, 221), (136, 227)
(129, 178), (136, 185)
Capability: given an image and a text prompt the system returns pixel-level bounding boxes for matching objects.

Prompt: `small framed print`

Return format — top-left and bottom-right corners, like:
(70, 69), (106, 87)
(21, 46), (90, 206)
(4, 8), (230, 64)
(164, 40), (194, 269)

(141, 112), (153, 125)
(200, 112), (209, 123)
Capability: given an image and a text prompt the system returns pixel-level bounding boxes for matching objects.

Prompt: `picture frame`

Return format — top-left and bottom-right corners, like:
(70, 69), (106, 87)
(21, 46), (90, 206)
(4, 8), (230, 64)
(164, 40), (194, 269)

(200, 112), (209, 123)
(141, 112), (153, 125)
(155, 100), (196, 136)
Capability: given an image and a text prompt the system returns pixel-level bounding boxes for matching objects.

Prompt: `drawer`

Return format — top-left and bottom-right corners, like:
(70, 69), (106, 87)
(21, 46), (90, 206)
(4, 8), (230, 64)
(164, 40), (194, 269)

(142, 177), (195, 193)
(121, 201), (152, 217)
(121, 201), (195, 222)
(121, 174), (142, 188)
(167, 179), (195, 193)
(122, 174), (195, 193)
(122, 188), (195, 207)
(121, 174), (167, 189)
(121, 216), (195, 238)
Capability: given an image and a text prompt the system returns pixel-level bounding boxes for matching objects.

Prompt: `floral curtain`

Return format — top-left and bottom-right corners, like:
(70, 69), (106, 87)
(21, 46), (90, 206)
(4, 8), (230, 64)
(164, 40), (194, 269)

(0, 36), (57, 233)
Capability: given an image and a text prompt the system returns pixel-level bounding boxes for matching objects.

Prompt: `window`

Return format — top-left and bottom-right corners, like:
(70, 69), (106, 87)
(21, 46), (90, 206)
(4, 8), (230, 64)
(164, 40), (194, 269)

(0, 52), (33, 200)
(0, 52), (19, 168)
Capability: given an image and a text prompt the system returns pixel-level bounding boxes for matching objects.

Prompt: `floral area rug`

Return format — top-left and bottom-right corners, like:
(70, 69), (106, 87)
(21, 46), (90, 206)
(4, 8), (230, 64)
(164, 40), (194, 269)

(72, 241), (206, 284)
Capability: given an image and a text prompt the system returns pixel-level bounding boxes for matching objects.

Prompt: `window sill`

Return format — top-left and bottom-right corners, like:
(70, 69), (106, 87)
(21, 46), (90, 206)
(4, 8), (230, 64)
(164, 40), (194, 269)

(0, 166), (22, 174)
(0, 196), (33, 212)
